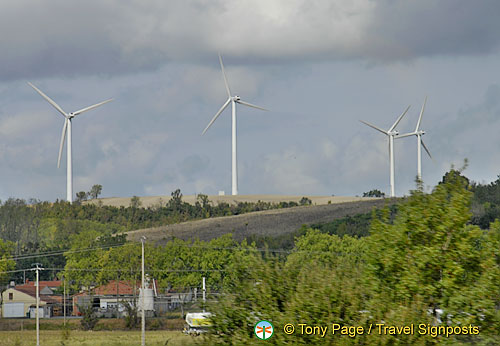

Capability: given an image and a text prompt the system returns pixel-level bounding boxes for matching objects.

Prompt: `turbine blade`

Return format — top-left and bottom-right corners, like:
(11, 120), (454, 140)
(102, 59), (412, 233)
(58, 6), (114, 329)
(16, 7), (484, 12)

(395, 132), (416, 139)
(360, 120), (388, 135)
(73, 99), (113, 116)
(28, 82), (67, 117)
(389, 105), (411, 132)
(421, 140), (433, 160)
(236, 100), (267, 111)
(219, 53), (231, 98)
(58, 119), (68, 168)
(202, 98), (231, 135)
(416, 96), (427, 131)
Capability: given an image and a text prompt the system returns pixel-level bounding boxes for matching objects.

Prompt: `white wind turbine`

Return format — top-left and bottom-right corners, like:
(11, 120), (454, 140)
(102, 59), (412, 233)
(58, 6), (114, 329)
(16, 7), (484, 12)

(202, 54), (267, 196)
(396, 97), (432, 182)
(28, 82), (113, 203)
(360, 105), (411, 197)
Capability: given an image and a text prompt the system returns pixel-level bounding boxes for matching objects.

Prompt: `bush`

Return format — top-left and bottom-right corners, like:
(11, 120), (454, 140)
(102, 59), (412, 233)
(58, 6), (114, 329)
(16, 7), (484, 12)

(124, 301), (139, 329)
(78, 304), (99, 331)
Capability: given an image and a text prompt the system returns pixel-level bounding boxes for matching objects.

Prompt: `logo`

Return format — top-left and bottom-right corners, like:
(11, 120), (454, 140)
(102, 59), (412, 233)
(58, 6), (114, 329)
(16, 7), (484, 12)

(255, 320), (274, 340)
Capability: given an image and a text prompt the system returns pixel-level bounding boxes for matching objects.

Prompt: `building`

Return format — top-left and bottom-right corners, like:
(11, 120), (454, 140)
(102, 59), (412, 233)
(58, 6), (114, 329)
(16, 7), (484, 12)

(2, 280), (63, 318)
(72, 280), (141, 317)
(72, 279), (160, 317)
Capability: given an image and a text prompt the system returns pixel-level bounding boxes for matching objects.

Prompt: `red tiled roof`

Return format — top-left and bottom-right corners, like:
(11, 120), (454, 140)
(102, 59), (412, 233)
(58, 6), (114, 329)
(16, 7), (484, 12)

(75, 280), (140, 296)
(23, 280), (62, 287)
(13, 286), (62, 304)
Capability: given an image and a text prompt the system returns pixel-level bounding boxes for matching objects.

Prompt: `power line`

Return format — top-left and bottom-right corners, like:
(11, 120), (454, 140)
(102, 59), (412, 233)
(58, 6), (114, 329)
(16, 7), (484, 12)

(0, 242), (135, 262)
(3, 243), (351, 263)
(1, 267), (229, 274)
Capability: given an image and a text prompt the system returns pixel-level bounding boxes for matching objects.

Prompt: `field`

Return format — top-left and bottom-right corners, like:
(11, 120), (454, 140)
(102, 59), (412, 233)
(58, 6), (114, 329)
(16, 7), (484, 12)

(0, 330), (202, 346)
(126, 198), (393, 244)
(88, 194), (378, 208)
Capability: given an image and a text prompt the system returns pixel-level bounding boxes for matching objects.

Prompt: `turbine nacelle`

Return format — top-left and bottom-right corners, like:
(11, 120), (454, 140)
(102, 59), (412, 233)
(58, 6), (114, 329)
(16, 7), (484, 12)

(232, 96), (241, 101)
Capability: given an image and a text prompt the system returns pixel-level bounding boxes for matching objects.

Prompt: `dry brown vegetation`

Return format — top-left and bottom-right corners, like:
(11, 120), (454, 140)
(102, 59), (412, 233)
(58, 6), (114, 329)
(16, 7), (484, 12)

(87, 194), (377, 208)
(126, 198), (391, 244)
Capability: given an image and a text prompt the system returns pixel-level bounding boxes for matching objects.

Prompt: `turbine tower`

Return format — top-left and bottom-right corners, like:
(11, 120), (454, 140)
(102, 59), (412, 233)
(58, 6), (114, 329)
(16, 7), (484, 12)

(360, 105), (410, 197)
(396, 97), (432, 181)
(202, 54), (267, 196)
(28, 82), (113, 203)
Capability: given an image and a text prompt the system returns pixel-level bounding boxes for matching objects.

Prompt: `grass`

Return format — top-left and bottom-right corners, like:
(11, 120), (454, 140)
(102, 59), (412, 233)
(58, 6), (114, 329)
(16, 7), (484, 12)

(0, 330), (205, 346)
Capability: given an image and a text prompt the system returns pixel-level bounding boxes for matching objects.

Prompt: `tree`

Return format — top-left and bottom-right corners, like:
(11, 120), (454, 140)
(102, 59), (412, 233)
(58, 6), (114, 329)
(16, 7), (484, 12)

(75, 191), (88, 203)
(169, 189), (183, 211)
(79, 302), (99, 330)
(299, 197), (312, 205)
(130, 196), (142, 208)
(0, 239), (15, 301)
(366, 169), (500, 340)
(123, 300), (139, 329)
(363, 189), (385, 197)
(88, 184), (103, 199)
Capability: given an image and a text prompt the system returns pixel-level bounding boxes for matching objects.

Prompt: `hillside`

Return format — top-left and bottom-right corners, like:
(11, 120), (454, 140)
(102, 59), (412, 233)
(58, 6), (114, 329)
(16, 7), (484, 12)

(87, 194), (374, 208)
(126, 198), (394, 244)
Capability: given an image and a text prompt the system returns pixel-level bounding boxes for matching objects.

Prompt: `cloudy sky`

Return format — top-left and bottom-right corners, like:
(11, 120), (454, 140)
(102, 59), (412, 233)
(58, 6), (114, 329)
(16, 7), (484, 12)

(1, 0), (500, 201)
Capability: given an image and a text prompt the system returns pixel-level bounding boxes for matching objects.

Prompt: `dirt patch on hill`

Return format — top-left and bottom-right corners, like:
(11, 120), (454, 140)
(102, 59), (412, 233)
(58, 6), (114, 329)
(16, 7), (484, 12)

(88, 195), (378, 208)
(126, 198), (396, 245)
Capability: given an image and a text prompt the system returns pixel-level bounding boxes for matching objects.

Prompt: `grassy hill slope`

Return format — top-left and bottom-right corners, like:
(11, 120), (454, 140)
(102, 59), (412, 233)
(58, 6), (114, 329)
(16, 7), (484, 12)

(126, 198), (394, 244)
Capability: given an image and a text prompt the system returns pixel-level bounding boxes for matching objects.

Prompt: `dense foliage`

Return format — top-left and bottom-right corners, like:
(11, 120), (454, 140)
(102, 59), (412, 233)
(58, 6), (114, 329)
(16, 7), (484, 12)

(0, 191), (301, 281)
(208, 171), (500, 345)
(62, 232), (255, 293)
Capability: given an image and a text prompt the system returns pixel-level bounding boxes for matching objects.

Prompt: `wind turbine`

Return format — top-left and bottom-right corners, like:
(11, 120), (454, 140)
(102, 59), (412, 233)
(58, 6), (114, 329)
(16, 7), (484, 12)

(396, 97), (432, 181)
(28, 82), (113, 203)
(202, 54), (267, 196)
(360, 105), (411, 197)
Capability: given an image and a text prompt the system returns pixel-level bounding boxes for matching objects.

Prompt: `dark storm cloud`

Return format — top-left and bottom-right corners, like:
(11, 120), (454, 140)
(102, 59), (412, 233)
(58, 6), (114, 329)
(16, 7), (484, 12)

(2, 1), (500, 81)
(365, 1), (500, 60)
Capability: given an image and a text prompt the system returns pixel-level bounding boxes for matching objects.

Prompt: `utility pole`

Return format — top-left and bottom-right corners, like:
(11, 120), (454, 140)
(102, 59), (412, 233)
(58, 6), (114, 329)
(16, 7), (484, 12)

(63, 275), (66, 325)
(202, 276), (206, 313)
(32, 263), (43, 346)
(141, 236), (146, 346)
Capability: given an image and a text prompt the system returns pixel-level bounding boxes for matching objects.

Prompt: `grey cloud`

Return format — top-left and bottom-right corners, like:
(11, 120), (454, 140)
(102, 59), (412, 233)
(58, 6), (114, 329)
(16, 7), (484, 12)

(365, 1), (500, 60)
(2, 1), (500, 81)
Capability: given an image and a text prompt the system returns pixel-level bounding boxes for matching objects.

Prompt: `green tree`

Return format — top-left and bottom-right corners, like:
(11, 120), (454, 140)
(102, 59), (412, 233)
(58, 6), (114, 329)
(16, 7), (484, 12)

(299, 197), (312, 205)
(88, 184), (103, 199)
(75, 191), (88, 202)
(63, 230), (105, 290)
(366, 169), (499, 343)
(79, 303), (99, 330)
(130, 196), (142, 209)
(0, 239), (15, 297)
(363, 189), (385, 197)
(169, 189), (183, 212)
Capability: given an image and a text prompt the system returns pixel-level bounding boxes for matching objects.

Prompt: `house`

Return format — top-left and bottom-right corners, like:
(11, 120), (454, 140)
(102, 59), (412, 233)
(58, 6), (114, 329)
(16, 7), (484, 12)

(2, 281), (63, 318)
(72, 280), (142, 317)
(72, 279), (161, 317)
